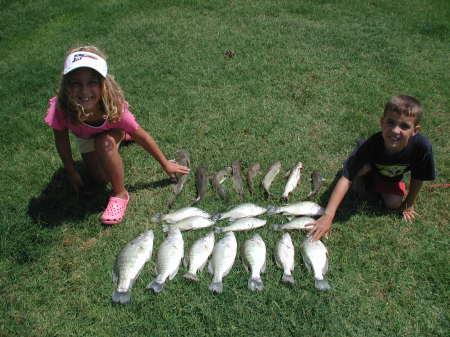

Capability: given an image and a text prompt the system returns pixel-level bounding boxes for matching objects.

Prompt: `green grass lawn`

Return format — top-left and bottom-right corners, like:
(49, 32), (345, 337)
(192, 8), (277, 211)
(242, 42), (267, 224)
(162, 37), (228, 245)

(1, 0), (449, 336)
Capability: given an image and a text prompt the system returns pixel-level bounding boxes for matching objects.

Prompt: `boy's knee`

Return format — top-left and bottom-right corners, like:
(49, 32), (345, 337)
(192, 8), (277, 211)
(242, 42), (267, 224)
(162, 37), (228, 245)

(382, 194), (403, 209)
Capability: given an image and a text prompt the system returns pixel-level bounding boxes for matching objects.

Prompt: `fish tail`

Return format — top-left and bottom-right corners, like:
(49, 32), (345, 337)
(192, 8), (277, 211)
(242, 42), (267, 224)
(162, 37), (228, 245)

(272, 224), (282, 231)
(266, 205), (277, 215)
(211, 214), (222, 222)
(209, 281), (223, 294)
(248, 277), (264, 291)
(314, 279), (331, 291)
(150, 213), (162, 223)
(112, 291), (131, 305)
(213, 227), (223, 233)
(146, 280), (164, 293)
(183, 272), (199, 281)
(281, 274), (295, 285)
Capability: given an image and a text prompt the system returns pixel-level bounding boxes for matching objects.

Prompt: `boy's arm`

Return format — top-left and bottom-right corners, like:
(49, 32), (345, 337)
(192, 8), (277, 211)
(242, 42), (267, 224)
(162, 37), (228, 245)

(402, 178), (423, 222)
(307, 175), (352, 241)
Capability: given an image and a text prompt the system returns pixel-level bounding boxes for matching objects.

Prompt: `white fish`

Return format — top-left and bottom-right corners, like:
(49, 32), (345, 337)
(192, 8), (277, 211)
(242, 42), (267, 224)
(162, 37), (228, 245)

(267, 201), (324, 216)
(208, 232), (237, 294)
(112, 230), (154, 305)
(282, 162), (303, 199)
(301, 236), (331, 291)
(272, 216), (316, 231)
(212, 203), (267, 222)
(151, 207), (210, 224)
(146, 228), (184, 293)
(275, 233), (295, 284)
(183, 232), (215, 281)
(214, 217), (267, 233)
(162, 216), (215, 232)
(242, 234), (267, 291)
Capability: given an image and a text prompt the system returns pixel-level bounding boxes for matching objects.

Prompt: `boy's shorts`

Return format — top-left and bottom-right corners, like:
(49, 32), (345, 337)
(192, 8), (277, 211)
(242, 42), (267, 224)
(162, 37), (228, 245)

(373, 174), (407, 197)
(75, 136), (95, 154)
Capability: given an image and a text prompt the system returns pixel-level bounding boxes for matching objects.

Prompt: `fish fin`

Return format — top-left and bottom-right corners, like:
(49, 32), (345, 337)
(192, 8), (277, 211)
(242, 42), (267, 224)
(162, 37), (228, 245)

(266, 205), (278, 215)
(183, 253), (189, 268)
(274, 256), (281, 268)
(112, 291), (131, 305)
(162, 224), (170, 232)
(248, 277), (264, 291)
(168, 263), (181, 280)
(240, 249), (249, 273)
(281, 274), (295, 285)
(261, 260), (267, 273)
(209, 281), (223, 294)
(111, 268), (118, 284)
(323, 259), (329, 275)
(208, 261), (214, 274)
(150, 213), (162, 223)
(146, 280), (164, 293)
(213, 227), (223, 234)
(314, 279), (331, 291)
(183, 272), (199, 281)
(211, 214), (221, 222)
(272, 224), (282, 231)
(199, 259), (208, 272)
(302, 254), (312, 273)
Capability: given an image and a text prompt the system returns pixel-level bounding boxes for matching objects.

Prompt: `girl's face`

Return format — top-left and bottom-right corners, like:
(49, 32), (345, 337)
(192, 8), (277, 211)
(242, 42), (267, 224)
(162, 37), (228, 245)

(67, 68), (102, 114)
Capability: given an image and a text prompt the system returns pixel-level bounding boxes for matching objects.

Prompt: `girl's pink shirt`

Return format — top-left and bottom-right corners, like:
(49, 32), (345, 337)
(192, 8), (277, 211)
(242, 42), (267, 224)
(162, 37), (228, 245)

(44, 96), (140, 139)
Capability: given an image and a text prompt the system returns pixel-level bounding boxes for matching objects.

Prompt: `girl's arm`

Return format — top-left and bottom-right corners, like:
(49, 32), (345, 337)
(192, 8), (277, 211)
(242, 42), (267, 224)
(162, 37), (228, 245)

(402, 178), (423, 222)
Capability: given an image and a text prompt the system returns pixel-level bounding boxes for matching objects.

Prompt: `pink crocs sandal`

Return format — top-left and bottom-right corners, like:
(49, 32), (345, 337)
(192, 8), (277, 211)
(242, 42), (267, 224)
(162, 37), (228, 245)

(100, 192), (130, 225)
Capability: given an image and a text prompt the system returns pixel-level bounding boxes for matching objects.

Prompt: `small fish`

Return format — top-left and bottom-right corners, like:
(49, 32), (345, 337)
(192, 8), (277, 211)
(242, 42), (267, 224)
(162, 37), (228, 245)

(242, 234), (266, 291)
(162, 216), (215, 232)
(272, 216), (316, 231)
(282, 162), (303, 199)
(183, 232), (215, 281)
(231, 161), (245, 199)
(275, 233), (295, 284)
(208, 232), (237, 294)
(212, 203), (267, 222)
(307, 170), (326, 198)
(267, 201), (325, 217)
(146, 228), (184, 293)
(150, 207), (210, 224)
(212, 167), (232, 200)
(214, 217), (267, 233)
(167, 150), (191, 209)
(301, 236), (331, 291)
(112, 230), (154, 305)
(191, 166), (208, 205)
(262, 161), (282, 196)
(247, 162), (261, 195)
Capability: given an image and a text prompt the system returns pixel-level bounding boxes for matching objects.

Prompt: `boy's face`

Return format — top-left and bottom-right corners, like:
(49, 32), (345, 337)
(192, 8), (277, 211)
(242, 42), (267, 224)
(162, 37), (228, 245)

(380, 111), (420, 154)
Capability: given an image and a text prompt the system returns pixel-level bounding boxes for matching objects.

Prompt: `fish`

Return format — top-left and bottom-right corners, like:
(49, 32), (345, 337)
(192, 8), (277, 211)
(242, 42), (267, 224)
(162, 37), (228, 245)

(112, 230), (154, 305)
(282, 162), (303, 199)
(208, 232), (237, 294)
(150, 206), (210, 224)
(167, 150), (191, 209)
(231, 161), (244, 199)
(214, 217), (267, 233)
(267, 201), (325, 217)
(191, 166), (208, 205)
(162, 216), (215, 232)
(301, 236), (331, 291)
(272, 216), (316, 231)
(247, 162), (261, 195)
(183, 231), (215, 281)
(212, 203), (267, 222)
(262, 161), (282, 196)
(212, 167), (232, 200)
(275, 233), (295, 284)
(146, 228), (184, 293)
(307, 170), (326, 198)
(242, 234), (266, 291)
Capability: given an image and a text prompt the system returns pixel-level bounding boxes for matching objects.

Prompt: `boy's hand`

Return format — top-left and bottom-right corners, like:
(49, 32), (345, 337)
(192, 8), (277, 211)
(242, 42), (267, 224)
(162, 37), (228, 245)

(306, 213), (333, 241)
(402, 204), (419, 222)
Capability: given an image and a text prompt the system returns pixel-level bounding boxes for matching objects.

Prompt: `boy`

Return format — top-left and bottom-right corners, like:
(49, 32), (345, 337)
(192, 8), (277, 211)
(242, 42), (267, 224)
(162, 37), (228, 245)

(307, 95), (436, 241)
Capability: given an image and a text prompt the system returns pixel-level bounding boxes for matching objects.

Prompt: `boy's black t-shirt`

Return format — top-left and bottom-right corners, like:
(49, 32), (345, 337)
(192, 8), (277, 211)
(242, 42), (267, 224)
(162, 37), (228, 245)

(343, 132), (436, 182)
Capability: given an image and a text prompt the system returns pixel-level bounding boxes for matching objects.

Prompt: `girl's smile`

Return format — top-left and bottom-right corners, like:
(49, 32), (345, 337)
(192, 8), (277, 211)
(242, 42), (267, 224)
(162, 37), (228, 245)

(67, 68), (102, 114)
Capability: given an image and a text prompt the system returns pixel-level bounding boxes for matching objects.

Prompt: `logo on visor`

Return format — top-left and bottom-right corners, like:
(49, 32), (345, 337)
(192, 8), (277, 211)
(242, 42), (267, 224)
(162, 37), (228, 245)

(72, 53), (98, 63)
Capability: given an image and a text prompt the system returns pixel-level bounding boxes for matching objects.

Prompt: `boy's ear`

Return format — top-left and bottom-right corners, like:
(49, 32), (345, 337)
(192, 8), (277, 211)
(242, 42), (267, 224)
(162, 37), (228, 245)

(413, 124), (421, 135)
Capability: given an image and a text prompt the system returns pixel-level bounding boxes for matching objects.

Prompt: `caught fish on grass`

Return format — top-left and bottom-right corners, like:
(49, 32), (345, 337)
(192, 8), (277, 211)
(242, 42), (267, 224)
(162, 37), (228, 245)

(275, 233), (295, 285)
(247, 162), (261, 195)
(214, 217), (267, 233)
(208, 232), (237, 294)
(146, 228), (184, 293)
(212, 166), (232, 200)
(301, 236), (331, 291)
(191, 166), (208, 206)
(112, 230), (154, 305)
(307, 170), (326, 198)
(232, 161), (245, 199)
(183, 232), (215, 281)
(272, 216), (315, 231)
(167, 150), (191, 209)
(262, 161), (282, 197)
(267, 201), (324, 217)
(151, 206), (210, 224)
(162, 216), (215, 232)
(242, 234), (266, 291)
(212, 203), (267, 222)
(282, 162), (303, 200)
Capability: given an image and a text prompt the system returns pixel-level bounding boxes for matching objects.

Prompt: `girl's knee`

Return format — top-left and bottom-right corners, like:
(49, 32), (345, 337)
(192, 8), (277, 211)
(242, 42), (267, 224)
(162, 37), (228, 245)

(95, 132), (118, 152)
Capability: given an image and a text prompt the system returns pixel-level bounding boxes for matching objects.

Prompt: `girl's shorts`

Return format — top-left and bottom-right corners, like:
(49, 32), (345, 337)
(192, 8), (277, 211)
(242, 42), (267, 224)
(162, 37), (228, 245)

(373, 174), (407, 196)
(75, 136), (95, 154)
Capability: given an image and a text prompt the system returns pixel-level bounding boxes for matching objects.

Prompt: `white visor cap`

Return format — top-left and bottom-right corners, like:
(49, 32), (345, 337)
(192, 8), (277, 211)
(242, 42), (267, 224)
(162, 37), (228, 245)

(63, 51), (108, 78)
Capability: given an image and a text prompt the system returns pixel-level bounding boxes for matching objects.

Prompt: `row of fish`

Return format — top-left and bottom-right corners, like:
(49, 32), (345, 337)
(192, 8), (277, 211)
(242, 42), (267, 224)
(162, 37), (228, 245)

(112, 228), (330, 304)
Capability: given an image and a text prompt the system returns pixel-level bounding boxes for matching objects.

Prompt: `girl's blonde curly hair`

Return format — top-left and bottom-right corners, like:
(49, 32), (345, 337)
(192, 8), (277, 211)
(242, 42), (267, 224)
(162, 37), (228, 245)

(57, 45), (124, 124)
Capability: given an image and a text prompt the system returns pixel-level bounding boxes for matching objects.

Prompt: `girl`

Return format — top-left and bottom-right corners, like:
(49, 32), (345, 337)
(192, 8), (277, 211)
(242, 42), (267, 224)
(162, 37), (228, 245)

(44, 45), (189, 225)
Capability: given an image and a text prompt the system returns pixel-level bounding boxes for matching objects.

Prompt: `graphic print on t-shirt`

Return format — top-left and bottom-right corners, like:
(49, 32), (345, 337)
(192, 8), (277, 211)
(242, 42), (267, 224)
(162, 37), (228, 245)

(375, 164), (408, 178)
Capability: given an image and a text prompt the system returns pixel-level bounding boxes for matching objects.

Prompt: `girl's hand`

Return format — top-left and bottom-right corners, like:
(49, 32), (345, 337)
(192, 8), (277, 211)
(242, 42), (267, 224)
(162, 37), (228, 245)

(163, 161), (190, 180)
(402, 204), (419, 222)
(306, 213), (333, 241)
(67, 170), (84, 194)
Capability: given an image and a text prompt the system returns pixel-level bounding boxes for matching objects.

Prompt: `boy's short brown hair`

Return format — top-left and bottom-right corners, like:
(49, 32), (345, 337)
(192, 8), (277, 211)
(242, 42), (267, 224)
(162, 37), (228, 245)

(384, 95), (423, 125)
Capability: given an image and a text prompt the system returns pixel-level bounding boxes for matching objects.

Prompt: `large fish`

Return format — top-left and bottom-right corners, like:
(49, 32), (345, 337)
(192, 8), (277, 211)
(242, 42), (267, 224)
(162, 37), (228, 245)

(183, 231), (215, 281)
(150, 206), (210, 224)
(307, 170), (325, 198)
(212, 203), (267, 222)
(112, 230), (154, 305)
(167, 150), (191, 209)
(231, 161), (244, 199)
(267, 201), (324, 217)
(242, 234), (266, 291)
(212, 167), (232, 200)
(247, 162), (261, 195)
(191, 166), (208, 205)
(282, 162), (303, 199)
(214, 217), (267, 233)
(146, 228), (184, 293)
(208, 232), (237, 294)
(162, 216), (215, 232)
(275, 233), (295, 284)
(301, 236), (331, 291)
(262, 161), (282, 196)
(272, 216), (316, 231)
